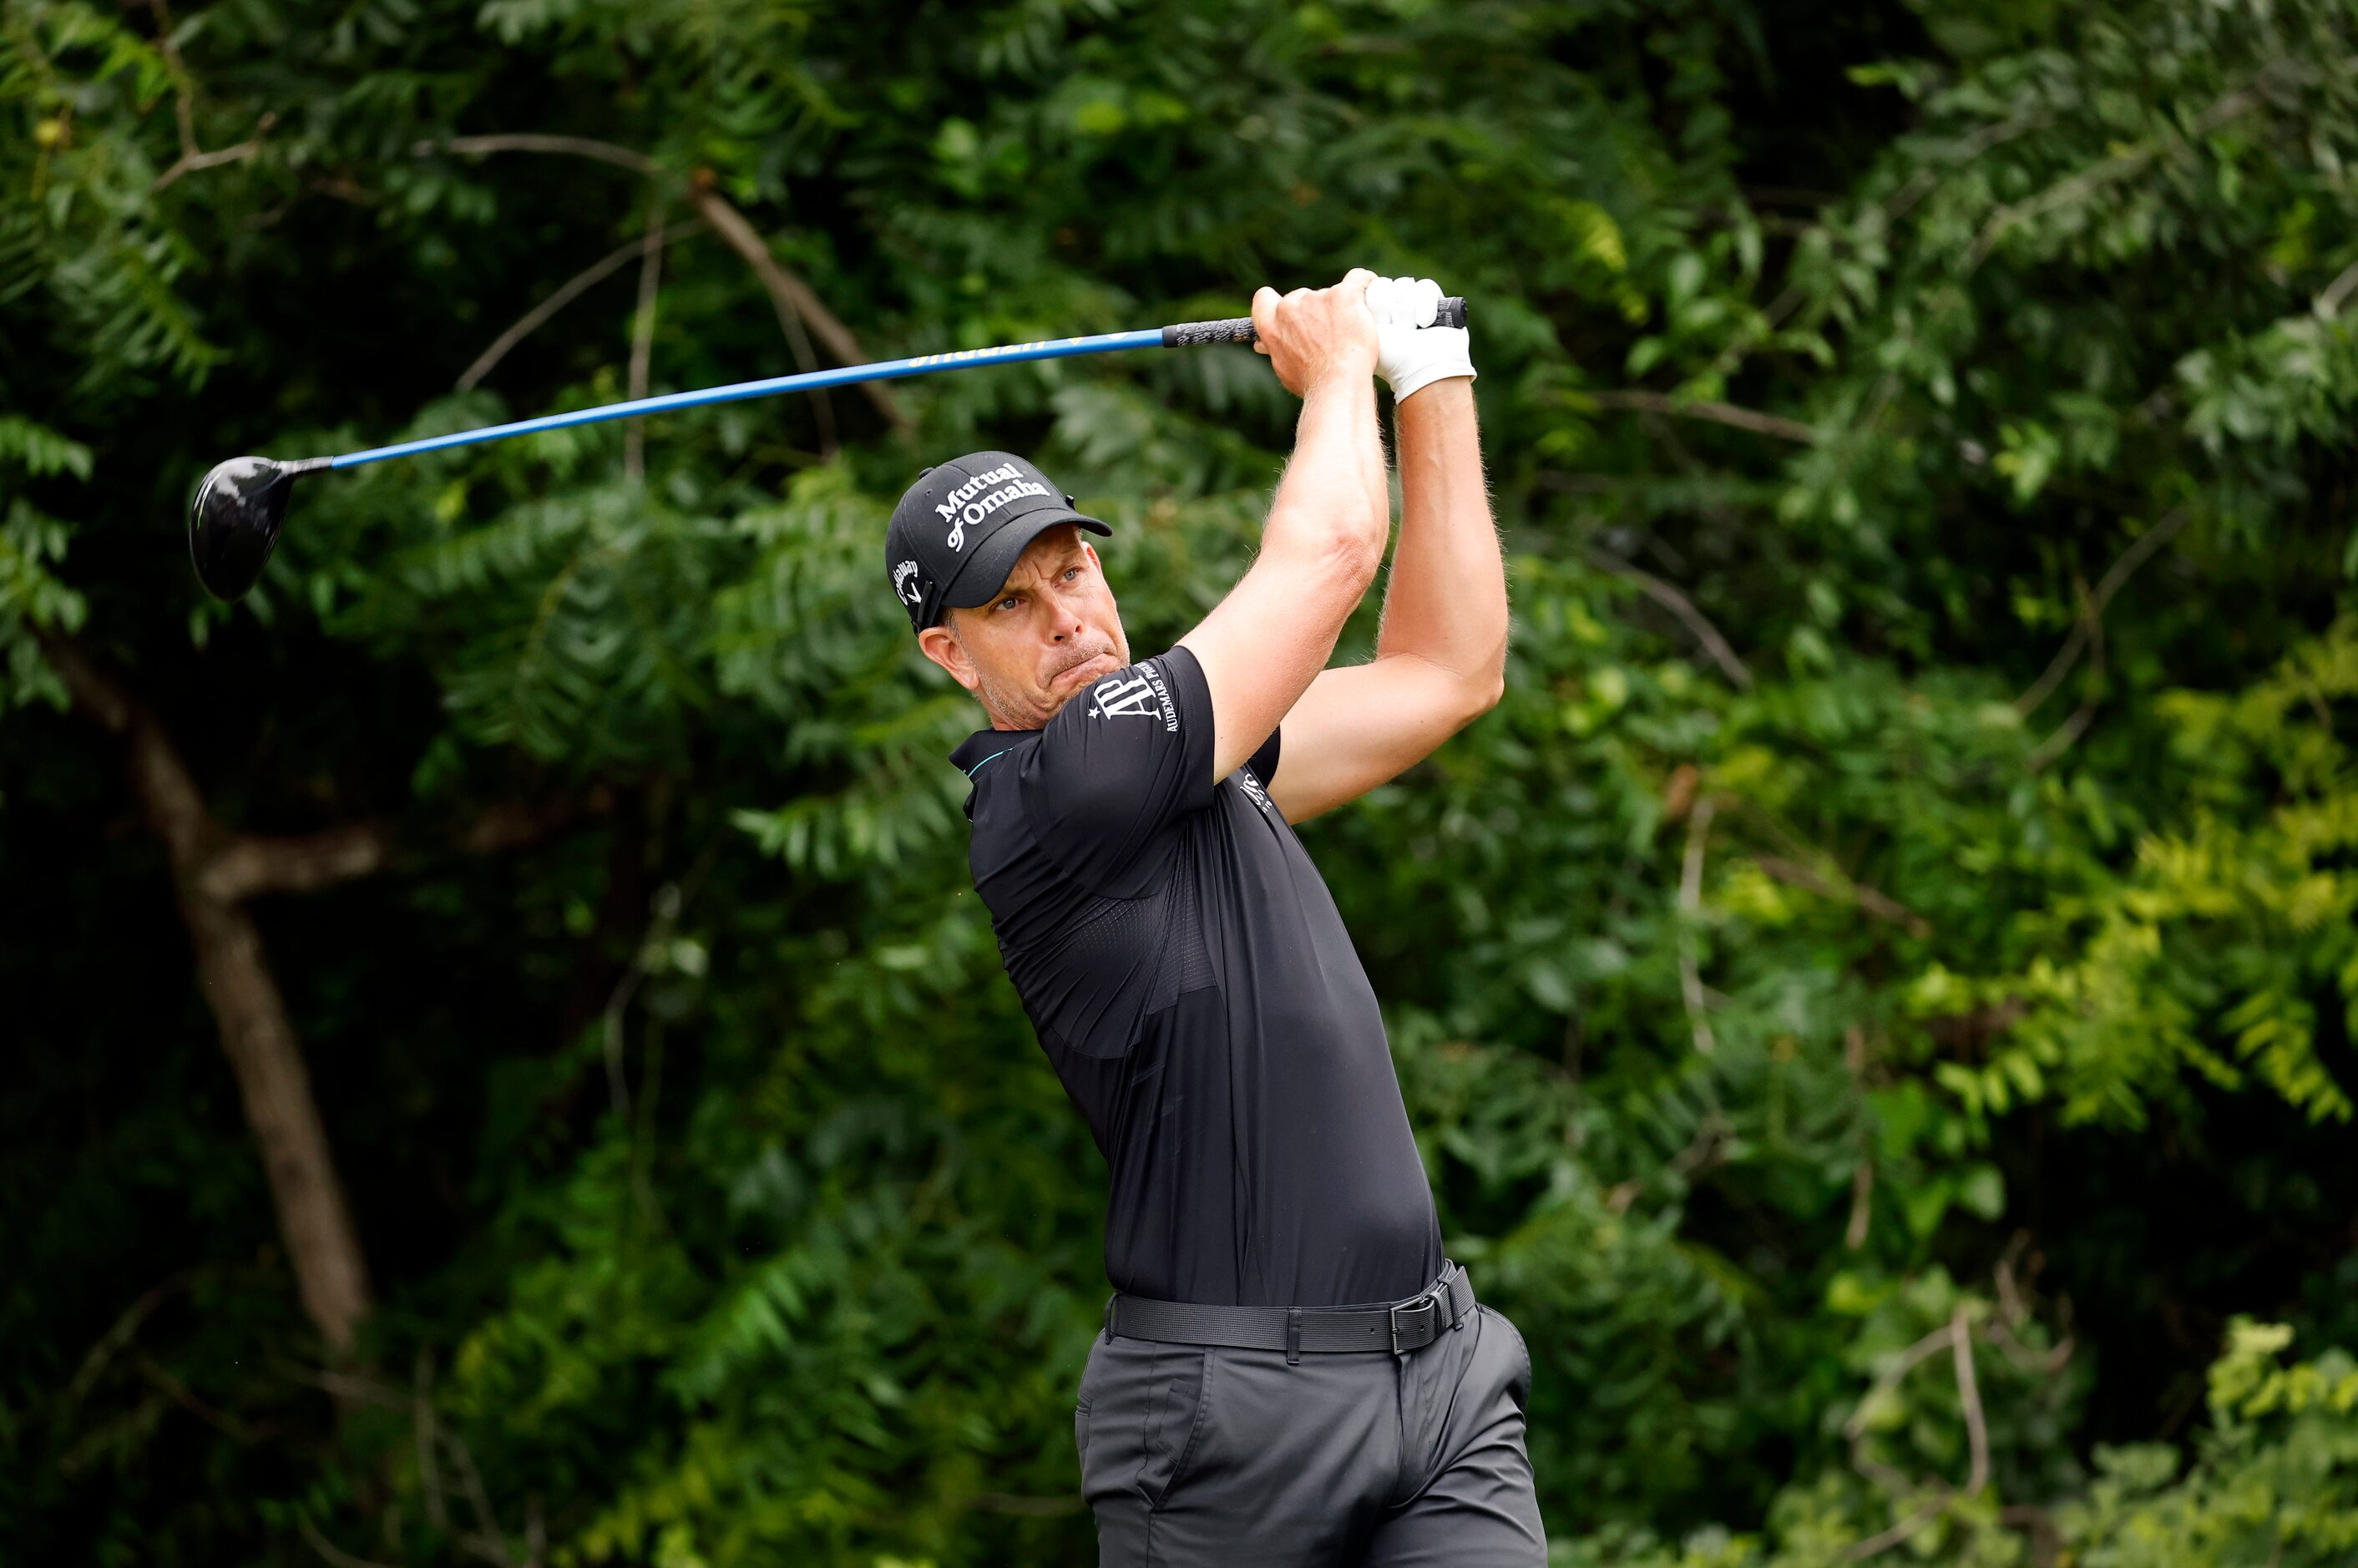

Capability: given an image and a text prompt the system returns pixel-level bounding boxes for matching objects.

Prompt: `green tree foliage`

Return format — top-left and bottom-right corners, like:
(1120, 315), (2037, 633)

(6, 0), (2358, 1562)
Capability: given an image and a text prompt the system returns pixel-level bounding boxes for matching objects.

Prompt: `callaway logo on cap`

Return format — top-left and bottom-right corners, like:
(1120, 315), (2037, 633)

(884, 450), (1110, 634)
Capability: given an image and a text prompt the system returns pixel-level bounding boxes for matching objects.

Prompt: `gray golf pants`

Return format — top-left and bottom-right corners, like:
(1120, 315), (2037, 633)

(1074, 1299), (1545, 1565)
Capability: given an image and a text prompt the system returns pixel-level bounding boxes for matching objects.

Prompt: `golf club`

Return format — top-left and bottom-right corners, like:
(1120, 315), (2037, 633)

(189, 297), (1470, 601)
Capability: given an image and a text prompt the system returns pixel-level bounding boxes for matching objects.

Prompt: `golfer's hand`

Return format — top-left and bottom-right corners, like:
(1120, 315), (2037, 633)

(1252, 270), (1379, 397)
(1368, 276), (1475, 403)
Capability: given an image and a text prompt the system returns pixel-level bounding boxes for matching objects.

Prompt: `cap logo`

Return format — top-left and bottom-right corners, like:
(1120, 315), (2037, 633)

(932, 463), (1048, 549)
(892, 559), (923, 606)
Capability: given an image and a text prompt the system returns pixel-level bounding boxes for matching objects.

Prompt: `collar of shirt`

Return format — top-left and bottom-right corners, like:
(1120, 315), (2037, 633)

(949, 727), (1037, 816)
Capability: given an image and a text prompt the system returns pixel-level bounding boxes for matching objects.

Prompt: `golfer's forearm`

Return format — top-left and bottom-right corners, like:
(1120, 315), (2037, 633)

(1182, 364), (1388, 779)
(1266, 370), (1389, 575)
(1376, 381), (1505, 695)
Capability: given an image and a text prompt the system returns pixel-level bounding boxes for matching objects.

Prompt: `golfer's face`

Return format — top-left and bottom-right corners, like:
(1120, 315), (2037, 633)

(959, 527), (1129, 724)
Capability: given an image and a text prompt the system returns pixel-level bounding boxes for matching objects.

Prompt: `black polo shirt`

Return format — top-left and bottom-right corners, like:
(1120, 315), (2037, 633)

(950, 644), (1444, 1308)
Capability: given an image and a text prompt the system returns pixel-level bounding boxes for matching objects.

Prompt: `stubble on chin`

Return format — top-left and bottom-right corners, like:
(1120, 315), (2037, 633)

(973, 661), (1062, 730)
(970, 640), (1121, 731)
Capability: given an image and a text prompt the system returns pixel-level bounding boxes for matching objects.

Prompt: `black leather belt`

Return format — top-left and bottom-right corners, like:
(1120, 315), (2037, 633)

(1105, 1262), (1476, 1363)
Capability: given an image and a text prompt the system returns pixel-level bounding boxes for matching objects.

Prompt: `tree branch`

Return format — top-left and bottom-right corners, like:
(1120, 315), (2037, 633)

(1845, 1026), (1875, 1249)
(1969, 68), (2290, 267)
(2014, 503), (2190, 716)
(196, 790), (613, 904)
(65, 1267), (210, 1409)
(298, 1517), (399, 1568)
(690, 183), (837, 451)
(140, 0), (274, 191)
(1754, 853), (1931, 938)
(2316, 257), (2358, 319)
(277, 1362), (413, 1409)
(689, 182), (892, 440)
(1953, 1304), (1991, 1498)
(1848, 1323), (1962, 1435)
(1839, 1308), (1994, 1560)
(2027, 580), (2108, 771)
(1846, 1157), (1875, 1250)
(457, 220), (706, 393)
(1986, 1310), (2075, 1377)
(625, 201), (667, 482)
(1880, 114), (2053, 225)
(2001, 1504), (2062, 1568)
(1841, 1318), (1961, 1560)
(1586, 389), (1814, 444)
(136, 1354), (261, 1443)
(417, 1350), (448, 1531)
(2027, 692), (2100, 772)
(1679, 797), (1718, 1055)
(442, 1429), (519, 1568)
(199, 822), (392, 903)
(417, 134), (907, 431)
(154, 128), (271, 192)
(1584, 545), (1754, 690)
(1843, 1493), (1952, 1561)
(420, 133), (659, 175)
(459, 791), (617, 854)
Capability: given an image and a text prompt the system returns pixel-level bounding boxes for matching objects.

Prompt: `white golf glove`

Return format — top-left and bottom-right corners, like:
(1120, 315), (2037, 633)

(1366, 275), (1475, 403)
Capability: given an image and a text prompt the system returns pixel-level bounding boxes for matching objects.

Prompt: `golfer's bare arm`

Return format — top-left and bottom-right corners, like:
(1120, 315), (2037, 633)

(1264, 378), (1506, 822)
(1179, 274), (1391, 781)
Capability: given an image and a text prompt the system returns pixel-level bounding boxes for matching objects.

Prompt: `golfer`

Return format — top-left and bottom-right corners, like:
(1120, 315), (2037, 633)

(884, 270), (1536, 1565)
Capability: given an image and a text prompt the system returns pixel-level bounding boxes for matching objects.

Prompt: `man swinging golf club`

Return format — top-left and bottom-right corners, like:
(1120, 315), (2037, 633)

(886, 270), (1537, 1565)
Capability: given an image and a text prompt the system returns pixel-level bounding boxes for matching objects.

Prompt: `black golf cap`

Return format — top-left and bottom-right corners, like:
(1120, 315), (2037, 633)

(885, 451), (1109, 634)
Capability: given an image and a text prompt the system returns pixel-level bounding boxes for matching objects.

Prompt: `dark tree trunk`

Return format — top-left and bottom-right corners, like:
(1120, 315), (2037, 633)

(40, 632), (610, 1353)
(42, 634), (372, 1350)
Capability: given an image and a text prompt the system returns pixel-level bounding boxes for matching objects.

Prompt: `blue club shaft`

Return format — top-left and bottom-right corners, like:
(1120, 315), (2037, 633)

(327, 329), (1170, 470)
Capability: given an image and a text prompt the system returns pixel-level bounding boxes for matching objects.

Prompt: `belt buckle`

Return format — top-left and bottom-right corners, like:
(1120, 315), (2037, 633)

(1388, 1279), (1447, 1354)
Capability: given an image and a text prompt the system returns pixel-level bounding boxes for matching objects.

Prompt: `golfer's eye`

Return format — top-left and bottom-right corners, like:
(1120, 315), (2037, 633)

(997, 594), (1021, 612)
(1063, 567), (1082, 582)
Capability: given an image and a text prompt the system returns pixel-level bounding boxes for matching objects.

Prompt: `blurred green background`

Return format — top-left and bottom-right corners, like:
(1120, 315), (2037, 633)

(8, 0), (2358, 1561)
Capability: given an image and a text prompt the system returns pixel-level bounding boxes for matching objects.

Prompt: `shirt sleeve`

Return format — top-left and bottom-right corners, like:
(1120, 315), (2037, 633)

(1018, 645), (1219, 893)
(1247, 726), (1282, 792)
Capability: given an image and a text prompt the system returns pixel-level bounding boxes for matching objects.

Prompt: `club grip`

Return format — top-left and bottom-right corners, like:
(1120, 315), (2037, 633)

(1162, 296), (1467, 348)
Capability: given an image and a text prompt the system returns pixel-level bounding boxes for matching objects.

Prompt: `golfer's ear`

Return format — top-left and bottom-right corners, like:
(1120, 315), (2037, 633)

(918, 620), (979, 691)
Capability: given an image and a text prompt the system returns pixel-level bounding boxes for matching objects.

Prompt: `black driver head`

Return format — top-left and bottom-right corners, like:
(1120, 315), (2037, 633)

(190, 455), (314, 600)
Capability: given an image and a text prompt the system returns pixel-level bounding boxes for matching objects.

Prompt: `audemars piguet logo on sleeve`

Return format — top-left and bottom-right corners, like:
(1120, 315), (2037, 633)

(1087, 659), (1179, 731)
(934, 463), (1050, 550)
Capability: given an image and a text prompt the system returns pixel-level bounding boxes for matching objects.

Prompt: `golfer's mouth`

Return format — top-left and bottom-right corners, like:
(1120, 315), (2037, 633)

(1050, 650), (1119, 689)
